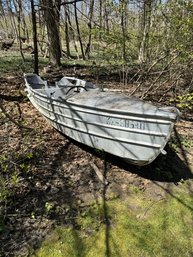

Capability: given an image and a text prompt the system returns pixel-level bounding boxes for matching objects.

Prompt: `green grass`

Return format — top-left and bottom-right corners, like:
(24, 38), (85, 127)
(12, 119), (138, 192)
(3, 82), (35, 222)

(33, 184), (193, 257)
(0, 49), (138, 77)
(0, 51), (48, 74)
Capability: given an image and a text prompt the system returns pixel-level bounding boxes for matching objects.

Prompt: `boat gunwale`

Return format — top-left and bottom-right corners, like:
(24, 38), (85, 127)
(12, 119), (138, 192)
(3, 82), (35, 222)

(30, 98), (162, 149)
(30, 94), (169, 137)
(27, 85), (178, 124)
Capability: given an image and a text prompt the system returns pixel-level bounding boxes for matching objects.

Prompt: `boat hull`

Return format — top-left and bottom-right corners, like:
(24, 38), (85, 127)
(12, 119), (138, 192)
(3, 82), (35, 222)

(25, 84), (178, 166)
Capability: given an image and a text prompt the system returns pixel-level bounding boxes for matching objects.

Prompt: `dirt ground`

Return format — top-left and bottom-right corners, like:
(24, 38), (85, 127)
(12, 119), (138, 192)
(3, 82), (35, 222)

(0, 73), (193, 256)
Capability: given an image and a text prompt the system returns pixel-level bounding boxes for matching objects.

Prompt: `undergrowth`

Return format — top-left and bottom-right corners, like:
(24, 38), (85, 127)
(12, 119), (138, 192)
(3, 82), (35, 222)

(0, 51), (47, 74)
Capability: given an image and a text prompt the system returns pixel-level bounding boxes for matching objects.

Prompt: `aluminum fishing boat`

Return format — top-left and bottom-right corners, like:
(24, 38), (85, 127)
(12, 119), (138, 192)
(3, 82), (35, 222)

(24, 73), (180, 166)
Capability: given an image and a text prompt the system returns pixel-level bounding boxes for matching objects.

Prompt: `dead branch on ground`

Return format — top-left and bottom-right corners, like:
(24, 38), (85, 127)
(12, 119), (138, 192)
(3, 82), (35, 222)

(0, 99), (32, 130)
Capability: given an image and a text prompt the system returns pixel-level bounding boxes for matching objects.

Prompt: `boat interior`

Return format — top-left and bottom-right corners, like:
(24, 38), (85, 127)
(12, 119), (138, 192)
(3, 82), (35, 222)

(24, 73), (97, 98)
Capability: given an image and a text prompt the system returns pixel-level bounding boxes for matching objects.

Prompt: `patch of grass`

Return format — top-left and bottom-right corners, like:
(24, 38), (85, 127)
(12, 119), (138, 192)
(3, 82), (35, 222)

(0, 51), (48, 74)
(34, 185), (193, 257)
(0, 151), (34, 204)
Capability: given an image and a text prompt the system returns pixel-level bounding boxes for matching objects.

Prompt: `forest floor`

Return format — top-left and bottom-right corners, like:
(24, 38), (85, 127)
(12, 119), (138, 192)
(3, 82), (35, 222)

(0, 54), (193, 256)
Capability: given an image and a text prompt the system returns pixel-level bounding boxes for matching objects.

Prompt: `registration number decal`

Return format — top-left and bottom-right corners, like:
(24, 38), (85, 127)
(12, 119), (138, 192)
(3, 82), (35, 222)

(106, 117), (145, 130)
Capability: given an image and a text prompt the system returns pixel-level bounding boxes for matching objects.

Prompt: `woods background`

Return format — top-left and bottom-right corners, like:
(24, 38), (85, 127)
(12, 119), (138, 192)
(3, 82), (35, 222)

(1, 2), (193, 256)
(0, 0), (193, 96)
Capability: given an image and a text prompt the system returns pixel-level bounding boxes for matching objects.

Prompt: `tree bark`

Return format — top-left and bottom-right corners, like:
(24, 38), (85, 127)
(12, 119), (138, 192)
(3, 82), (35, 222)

(13, 0), (25, 61)
(6, 0), (18, 38)
(31, 0), (39, 74)
(0, 0), (9, 32)
(42, 0), (62, 67)
(64, 5), (71, 58)
(74, 1), (85, 60)
(65, 5), (79, 58)
(120, 0), (127, 62)
(138, 0), (153, 64)
(104, 0), (109, 33)
(85, 0), (94, 59)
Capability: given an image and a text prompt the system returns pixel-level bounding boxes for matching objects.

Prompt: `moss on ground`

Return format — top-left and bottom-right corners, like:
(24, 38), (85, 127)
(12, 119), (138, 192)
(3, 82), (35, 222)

(34, 184), (193, 257)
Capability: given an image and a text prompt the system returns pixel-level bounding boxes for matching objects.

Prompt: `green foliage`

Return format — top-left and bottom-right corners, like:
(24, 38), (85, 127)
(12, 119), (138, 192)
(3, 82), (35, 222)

(34, 187), (193, 257)
(0, 151), (33, 201)
(170, 93), (193, 112)
(45, 202), (54, 215)
(176, 93), (193, 111)
(0, 52), (48, 74)
(0, 150), (34, 233)
(90, 26), (138, 64)
(169, 134), (193, 152)
(163, 0), (193, 60)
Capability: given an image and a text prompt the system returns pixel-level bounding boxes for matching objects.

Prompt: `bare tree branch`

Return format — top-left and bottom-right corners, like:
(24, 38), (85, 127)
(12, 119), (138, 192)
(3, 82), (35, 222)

(60, 0), (83, 6)
(0, 99), (32, 130)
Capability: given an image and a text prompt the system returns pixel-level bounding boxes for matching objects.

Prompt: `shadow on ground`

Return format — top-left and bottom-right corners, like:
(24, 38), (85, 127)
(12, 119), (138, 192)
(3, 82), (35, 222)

(114, 145), (193, 183)
(1, 123), (193, 257)
(0, 139), (105, 256)
(66, 132), (193, 183)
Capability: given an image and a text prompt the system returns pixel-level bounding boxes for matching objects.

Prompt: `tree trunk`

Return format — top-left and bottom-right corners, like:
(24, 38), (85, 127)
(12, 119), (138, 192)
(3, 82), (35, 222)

(120, 0), (127, 62)
(85, 0), (94, 59)
(31, 0), (39, 74)
(99, 0), (103, 29)
(6, 0), (18, 38)
(13, 0), (25, 61)
(42, 0), (61, 67)
(138, 0), (153, 64)
(74, 1), (85, 60)
(104, 0), (109, 33)
(64, 5), (71, 58)
(65, 5), (79, 59)
(0, 0), (9, 32)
